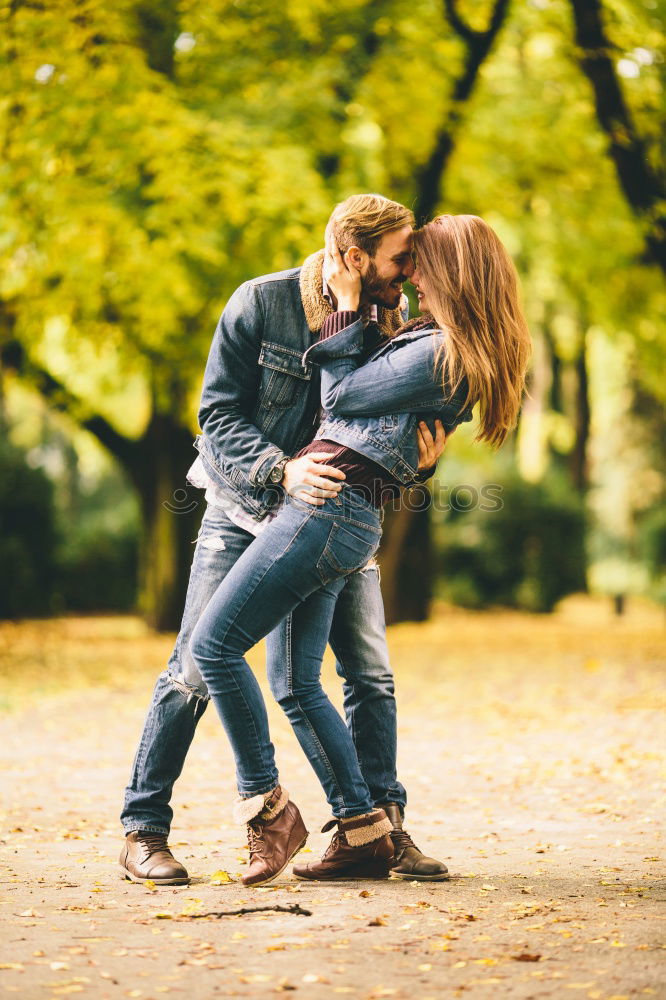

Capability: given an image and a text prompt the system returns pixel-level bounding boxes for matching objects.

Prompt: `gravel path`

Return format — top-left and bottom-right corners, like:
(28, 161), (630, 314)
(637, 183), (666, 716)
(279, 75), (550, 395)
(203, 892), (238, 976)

(0, 601), (664, 999)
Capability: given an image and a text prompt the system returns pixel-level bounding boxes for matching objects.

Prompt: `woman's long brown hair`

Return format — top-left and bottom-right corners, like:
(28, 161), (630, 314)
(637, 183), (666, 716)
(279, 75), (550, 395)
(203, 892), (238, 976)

(414, 215), (531, 447)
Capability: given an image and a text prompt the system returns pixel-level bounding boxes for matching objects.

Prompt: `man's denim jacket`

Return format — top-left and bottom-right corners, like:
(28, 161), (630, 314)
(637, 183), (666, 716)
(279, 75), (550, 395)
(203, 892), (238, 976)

(302, 318), (474, 485)
(194, 267), (321, 521)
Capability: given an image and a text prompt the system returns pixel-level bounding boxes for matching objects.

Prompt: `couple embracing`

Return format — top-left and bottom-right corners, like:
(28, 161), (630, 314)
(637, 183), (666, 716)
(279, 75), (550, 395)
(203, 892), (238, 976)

(119, 194), (530, 888)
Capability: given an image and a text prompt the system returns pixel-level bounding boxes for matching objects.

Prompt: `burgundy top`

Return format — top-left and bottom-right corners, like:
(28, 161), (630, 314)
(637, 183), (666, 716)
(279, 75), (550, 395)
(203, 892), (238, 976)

(295, 310), (401, 508)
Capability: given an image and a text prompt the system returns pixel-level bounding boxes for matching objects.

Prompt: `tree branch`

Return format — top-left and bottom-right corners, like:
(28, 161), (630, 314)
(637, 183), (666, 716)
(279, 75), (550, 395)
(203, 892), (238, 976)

(1, 340), (140, 468)
(317, 0), (394, 178)
(133, 0), (179, 79)
(184, 903), (312, 920)
(569, 0), (666, 273)
(443, 0), (482, 43)
(415, 0), (511, 221)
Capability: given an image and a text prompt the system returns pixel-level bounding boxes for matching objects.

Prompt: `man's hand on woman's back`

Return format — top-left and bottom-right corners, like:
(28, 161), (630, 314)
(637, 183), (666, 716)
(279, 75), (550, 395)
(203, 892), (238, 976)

(284, 420), (450, 504)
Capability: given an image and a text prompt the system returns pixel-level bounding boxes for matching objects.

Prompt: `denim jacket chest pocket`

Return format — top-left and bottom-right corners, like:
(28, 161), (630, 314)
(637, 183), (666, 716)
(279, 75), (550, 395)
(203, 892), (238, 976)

(257, 342), (313, 409)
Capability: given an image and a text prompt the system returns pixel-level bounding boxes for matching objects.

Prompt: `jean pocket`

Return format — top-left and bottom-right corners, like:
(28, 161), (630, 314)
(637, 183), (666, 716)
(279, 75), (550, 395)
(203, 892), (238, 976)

(316, 522), (380, 586)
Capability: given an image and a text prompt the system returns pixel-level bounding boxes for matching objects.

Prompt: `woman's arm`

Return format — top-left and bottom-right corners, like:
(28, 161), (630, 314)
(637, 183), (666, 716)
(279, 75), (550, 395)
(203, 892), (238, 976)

(307, 229), (471, 425)
(305, 320), (470, 425)
(325, 335), (466, 421)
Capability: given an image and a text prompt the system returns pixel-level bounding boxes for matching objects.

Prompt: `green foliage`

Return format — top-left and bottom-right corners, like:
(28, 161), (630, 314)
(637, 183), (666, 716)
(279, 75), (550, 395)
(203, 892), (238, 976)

(437, 474), (587, 612)
(54, 468), (140, 613)
(56, 531), (138, 612)
(0, 443), (58, 617)
(638, 505), (666, 604)
(3, 0), (662, 424)
(0, 0), (663, 613)
(0, 425), (140, 619)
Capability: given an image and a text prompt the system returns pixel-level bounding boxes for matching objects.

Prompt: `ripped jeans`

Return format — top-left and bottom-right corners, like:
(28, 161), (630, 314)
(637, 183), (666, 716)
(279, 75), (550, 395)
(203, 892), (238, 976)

(121, 501), (406, 834)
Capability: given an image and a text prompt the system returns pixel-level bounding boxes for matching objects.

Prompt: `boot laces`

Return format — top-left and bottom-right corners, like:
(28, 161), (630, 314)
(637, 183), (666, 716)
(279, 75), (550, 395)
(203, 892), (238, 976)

(391, 827), (421, 859)
(136, 832), (170, 862)
(247, 821), (266, 862)
(322, 830), (344, 859)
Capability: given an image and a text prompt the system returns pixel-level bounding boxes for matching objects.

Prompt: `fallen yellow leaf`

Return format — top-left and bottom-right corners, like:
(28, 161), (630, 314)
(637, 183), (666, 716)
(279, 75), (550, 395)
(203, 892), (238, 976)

(210, 870), (232, 884)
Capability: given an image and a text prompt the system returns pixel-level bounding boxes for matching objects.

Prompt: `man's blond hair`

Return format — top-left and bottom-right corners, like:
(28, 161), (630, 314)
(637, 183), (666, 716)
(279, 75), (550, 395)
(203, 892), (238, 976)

(328, 194), (414, 257)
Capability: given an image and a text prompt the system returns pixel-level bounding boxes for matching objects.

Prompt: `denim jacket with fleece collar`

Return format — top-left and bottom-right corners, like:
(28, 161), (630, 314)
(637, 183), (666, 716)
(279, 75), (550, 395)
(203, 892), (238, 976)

(193, 251), (406, 521)
(302, 318), (474, 485)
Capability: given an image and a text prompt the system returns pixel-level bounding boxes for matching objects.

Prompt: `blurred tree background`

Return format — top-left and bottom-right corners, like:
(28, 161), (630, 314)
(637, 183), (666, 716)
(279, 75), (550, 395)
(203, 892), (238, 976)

(0, 0), (663, 627)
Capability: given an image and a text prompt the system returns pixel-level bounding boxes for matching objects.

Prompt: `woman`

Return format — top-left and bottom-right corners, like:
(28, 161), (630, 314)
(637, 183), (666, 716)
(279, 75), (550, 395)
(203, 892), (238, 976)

(189, 214), (531, 886)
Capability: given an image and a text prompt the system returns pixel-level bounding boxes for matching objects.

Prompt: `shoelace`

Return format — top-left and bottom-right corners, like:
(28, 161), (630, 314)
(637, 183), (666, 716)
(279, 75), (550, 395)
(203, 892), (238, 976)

(322, 831), (343, 859)
(247, 822), (265, 862)
(136, 832), (170, 862)
(391, 828), (421, 859)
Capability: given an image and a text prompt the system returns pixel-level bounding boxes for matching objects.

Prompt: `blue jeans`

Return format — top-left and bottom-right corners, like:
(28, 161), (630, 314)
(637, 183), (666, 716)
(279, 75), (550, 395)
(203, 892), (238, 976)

(189, 491), (385, 816)
(121, 499), (406, 833)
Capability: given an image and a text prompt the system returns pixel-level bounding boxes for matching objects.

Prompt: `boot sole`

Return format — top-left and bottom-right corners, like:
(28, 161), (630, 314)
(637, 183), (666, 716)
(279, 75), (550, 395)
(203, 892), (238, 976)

(293, 862), (393, 882)
(118, 865), (190, 886)
(389, 869), (450, 881)
(241, 833), (309, 888)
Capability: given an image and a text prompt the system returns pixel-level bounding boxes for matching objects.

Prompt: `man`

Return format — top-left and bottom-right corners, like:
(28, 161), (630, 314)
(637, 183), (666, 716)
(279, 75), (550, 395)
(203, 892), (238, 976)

(119, 194), (449, 886)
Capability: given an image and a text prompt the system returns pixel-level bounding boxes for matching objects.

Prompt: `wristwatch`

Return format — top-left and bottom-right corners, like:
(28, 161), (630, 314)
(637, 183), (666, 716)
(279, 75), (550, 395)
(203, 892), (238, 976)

(268, 457), (289, 485)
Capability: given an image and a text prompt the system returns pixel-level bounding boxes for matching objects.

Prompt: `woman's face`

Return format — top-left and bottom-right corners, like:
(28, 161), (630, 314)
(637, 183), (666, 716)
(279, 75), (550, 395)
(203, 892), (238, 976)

(411, 265), (430, 313)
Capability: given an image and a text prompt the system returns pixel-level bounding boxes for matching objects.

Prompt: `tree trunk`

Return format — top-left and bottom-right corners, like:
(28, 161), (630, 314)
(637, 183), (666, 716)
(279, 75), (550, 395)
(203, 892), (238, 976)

(570, 332), (590, 492)
(378, 490), (432, 625)
(127, 414), (201, 632)
(0, 340), (201, 631)
(377, 0), (511, 622)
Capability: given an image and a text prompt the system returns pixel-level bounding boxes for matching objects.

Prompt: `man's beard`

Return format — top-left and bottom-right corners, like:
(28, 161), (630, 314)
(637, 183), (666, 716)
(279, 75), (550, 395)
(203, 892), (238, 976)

(362, 260), (406, 309)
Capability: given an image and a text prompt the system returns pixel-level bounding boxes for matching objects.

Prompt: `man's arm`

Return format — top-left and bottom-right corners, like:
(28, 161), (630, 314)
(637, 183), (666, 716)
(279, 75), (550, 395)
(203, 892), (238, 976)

(198, 281), (287, 487)
(198, 280), (346, 503)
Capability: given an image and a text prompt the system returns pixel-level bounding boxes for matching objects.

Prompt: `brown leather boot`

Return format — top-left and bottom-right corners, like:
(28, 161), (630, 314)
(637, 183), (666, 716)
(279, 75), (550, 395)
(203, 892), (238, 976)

(382, 803), (449, 881)
(236, 786), (308, 887)
(292, 808), (394, 881)
(119, 831), (189, 885)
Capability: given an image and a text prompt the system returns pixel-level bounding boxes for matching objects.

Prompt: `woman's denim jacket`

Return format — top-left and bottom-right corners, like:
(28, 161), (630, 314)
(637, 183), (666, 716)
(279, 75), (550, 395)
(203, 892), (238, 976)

(302, 319), (474, 485)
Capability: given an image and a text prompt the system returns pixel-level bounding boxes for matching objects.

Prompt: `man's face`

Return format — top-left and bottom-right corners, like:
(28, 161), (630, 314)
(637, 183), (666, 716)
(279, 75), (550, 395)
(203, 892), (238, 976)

(360, 225), (415, 309)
